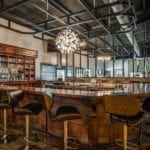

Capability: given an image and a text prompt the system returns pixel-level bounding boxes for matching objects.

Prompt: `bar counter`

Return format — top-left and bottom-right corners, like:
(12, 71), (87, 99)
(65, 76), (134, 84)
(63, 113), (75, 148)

(0, 83), (149, 147)
(0, 80), (44, 87)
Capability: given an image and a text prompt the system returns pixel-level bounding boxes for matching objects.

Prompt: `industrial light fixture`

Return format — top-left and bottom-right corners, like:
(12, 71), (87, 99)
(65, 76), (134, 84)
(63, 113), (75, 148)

(98, 56), (111, 61)
(56, 28), (86, 53)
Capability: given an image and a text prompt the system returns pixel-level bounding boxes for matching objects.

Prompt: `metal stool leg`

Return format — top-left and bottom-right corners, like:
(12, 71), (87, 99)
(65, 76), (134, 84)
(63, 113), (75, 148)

(0, 109), (19, 144)
(1, 109), (7, 144)
(25, 115), (30, 150)
(0, 109), (7, 144)
(18, 115), (41, 150)
(64, 120), (68, 150)
(123, 124), (127, 150)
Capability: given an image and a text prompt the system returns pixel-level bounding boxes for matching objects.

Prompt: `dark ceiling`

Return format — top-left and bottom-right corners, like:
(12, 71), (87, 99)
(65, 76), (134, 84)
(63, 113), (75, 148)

(0, 0), (150, 58)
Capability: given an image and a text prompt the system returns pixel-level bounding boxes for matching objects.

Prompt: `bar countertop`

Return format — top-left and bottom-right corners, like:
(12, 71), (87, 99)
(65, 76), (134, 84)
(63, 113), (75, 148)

(21, 82), (150, 98)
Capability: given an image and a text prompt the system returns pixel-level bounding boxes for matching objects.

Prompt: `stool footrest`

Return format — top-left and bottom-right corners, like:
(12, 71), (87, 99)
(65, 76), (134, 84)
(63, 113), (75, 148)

(116, 140), (140, 150)
(24, 137), (32, 143)
(67, 137), (78, 150)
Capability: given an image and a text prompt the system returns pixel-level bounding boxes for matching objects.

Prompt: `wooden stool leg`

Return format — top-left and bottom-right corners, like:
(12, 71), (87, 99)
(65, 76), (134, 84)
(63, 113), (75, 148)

(64, 120), (68, 150)
(123, 124), (127, 150)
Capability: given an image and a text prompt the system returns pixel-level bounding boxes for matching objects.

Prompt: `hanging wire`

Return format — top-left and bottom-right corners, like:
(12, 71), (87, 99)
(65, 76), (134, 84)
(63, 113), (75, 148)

(46, 0), (48, 20)
(108, 0), (110, 30)
(93, 0), (95, 8)
(108, 0), (111, 51)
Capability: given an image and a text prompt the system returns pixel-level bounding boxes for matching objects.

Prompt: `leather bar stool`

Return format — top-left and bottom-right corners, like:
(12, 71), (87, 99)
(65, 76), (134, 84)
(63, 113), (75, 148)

(8, 90), (43, 150)
(0, 90), (12, 144)
(141, 97), (150, 138)
(49, 94), (81, 150)
(102, 95), (144, 150)
(42, 93), (53, 136)
(142, 97), (150, 113)
(0, 90), (22, 144)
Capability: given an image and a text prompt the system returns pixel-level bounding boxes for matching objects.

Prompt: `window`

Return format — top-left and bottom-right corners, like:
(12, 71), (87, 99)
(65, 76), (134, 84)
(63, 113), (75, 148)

(84, 68), (93, 77)
(40, 64), (56, 81)
(66, 66), (73, 77)
(75, 67), (84, 77)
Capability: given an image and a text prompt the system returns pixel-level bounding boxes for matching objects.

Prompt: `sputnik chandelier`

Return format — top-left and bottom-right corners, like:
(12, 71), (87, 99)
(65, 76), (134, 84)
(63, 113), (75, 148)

(56, 28), (85, 53)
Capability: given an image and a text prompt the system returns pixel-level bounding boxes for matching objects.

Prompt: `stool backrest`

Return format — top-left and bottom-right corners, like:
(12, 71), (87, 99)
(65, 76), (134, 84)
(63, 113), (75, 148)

(8, 90), (23, 107)
(142, 97), (150, 112)
(0, 91), (9, 103)
(43, 94), (53, 112)
(102, 95), (141, 116)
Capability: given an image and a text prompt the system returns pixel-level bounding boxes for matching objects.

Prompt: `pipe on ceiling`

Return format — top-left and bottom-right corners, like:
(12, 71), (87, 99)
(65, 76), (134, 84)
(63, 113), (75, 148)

(103, 0), (140, 56)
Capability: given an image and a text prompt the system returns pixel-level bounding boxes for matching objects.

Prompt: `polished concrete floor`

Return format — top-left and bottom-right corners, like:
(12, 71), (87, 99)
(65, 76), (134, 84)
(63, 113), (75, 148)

(0, 123), (149, 150)
(0, 128), (61, 150)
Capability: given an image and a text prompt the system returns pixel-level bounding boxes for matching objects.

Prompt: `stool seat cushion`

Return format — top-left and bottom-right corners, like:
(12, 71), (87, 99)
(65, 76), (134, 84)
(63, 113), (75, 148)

(0, 103), (10, 109)
(110, 111), (144, 125)
(54, 106), (81, 121)
(14, 103), (43, 116)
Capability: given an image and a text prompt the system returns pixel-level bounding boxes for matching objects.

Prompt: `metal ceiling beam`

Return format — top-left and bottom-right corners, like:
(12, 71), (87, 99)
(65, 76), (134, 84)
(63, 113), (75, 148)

(96, 1), (132, 10)
(0, 20), (35, 34)
(77, 0), (110, 35)
(48, 0), (90, 30)
(36, 11), (134, 34)
(30, 2), (99, 50)
(30, 2), (123, 56)
(37, 10), (87, 26)
(76, 0), (127, 52)
(106, 0), (141, 56)
(30, 2), (91, 39)
(0, 0), (30, 13)
(36, 0), (128, 56)
(37, 1), (130, 26)
(47, 0), (127, 56)
(0, 13), (55, 37)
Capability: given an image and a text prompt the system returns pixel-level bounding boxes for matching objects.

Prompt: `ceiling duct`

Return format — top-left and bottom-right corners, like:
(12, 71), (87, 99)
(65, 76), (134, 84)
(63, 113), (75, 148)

(103, 0), (141, 56)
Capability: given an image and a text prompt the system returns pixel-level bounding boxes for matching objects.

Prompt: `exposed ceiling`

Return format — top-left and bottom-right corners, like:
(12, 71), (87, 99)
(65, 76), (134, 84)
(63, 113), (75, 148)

(0, 0), (150, 58)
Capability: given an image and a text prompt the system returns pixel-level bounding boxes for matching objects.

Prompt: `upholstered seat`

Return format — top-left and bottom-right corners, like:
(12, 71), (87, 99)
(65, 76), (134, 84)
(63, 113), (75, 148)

(0, 103), (10, 109)
(54, 106), (81, 121)
(14, 103), (43, 116)
(110, 111), (144, 125)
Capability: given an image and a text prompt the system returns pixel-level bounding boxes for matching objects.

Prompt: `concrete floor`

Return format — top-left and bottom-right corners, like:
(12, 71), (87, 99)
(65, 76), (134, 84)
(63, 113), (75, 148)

(0, 123), (149, 150)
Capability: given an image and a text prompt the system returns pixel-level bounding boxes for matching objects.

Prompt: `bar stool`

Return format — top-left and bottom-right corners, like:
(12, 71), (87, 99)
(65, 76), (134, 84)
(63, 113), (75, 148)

(102, 95), (144, 150)
(141, 97), (150, 137)
(0, 90), (22, 144)
(52, 106), (81, 150)
(0, 91), (12, 144)
(142, 97), (150, 113)
(8, 90), (43, 150)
